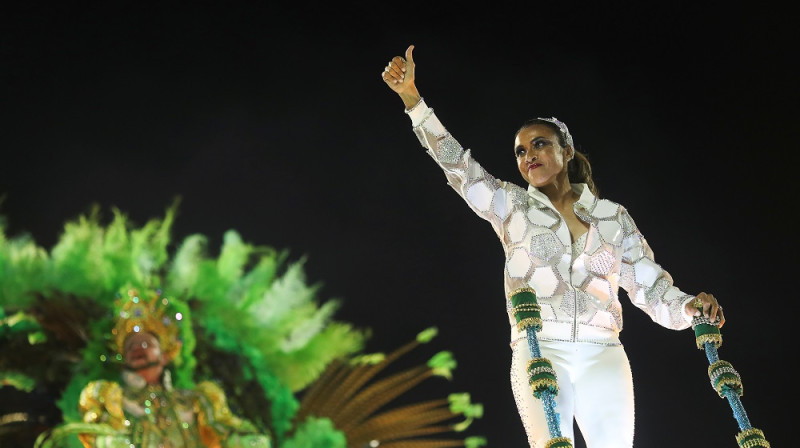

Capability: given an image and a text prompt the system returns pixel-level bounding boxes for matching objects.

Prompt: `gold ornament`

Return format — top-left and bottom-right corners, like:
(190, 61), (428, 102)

(111, 288), (183, 361)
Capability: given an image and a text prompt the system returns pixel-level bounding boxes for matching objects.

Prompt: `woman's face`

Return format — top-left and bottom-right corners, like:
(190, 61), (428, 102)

(123, 331), (163, 370)
(514, 124), (571, 188)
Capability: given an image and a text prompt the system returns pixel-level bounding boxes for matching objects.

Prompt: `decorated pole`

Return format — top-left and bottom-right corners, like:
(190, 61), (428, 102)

(511, 288), (573, 448)
(691, 312), (770, 447)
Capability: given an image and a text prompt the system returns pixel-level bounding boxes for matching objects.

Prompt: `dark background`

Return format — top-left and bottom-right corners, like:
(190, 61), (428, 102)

(1, 2), (796, 447)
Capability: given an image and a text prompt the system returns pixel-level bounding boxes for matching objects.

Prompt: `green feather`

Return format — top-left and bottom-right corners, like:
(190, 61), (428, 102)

(416, 326), (438, 343)
(281, 416), (346, 448)
(428, 351), (457, 380)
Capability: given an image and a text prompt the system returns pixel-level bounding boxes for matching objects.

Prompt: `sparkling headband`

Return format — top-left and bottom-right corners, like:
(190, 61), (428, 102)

(536, 117), (574, 149)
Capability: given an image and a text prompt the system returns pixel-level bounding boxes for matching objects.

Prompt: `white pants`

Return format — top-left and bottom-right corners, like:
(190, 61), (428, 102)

(510, 339), (635, 448)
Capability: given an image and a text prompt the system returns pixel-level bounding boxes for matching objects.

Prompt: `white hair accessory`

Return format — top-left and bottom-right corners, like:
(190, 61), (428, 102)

(537, 117), (574, 149)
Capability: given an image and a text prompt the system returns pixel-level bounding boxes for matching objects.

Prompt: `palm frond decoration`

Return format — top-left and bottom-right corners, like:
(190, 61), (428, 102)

(294, 327), (486, 448)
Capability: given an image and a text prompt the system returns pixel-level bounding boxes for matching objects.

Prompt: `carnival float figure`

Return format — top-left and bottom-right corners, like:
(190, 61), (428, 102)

(65, 287), (272, 448)
(1, 204), (486, 448)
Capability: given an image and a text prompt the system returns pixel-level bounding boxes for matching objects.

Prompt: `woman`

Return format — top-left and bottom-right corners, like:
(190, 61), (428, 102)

(380, 45), (724, 448)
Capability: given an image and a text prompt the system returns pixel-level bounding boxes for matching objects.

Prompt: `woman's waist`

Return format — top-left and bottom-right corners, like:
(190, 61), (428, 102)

(505, 290), (622, 324)
(509, 319), (621, 347)
(505, 290), (623, 346)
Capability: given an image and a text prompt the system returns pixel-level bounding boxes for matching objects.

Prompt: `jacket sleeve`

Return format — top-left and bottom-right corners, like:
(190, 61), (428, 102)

(617, 207), (696, 330)
(405, 99), (523, 237)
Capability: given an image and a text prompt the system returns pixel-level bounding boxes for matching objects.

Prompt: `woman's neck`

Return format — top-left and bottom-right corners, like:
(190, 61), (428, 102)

(539, 178), (576, 209)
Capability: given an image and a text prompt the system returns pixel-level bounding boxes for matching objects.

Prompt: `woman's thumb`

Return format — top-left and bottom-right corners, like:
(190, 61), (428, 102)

(405, 45), (415, 64)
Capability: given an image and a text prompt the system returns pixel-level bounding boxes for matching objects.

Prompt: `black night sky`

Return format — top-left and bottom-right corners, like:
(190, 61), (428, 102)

(1, 2), (796, 447)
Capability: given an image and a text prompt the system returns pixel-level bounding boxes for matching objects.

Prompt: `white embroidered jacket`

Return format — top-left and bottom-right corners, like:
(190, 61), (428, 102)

(406, 99), (696, 346)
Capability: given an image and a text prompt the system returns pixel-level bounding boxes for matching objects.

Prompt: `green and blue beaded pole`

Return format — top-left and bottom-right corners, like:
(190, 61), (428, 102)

(691, 312), (770, 447)
(511, 288), (573, 448)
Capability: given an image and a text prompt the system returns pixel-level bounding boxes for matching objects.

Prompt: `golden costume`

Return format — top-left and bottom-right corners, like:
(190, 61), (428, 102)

(71, 288), (271, 448)
(77, 372), (270, 448)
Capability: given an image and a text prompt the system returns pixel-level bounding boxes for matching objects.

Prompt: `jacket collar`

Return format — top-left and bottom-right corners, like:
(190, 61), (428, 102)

(526, 183), (596, 215)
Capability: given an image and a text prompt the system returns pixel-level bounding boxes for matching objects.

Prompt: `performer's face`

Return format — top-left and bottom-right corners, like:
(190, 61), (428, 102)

(514, 124), (571, 188)
(123, 332), (163, 370)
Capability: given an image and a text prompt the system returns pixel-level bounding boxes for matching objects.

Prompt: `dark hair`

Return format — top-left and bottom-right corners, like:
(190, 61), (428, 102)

(515, 119), (598, 196)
